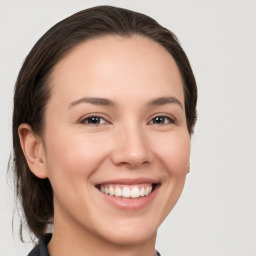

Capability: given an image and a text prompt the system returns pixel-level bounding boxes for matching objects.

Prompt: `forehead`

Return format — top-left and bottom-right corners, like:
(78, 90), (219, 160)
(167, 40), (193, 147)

(49, 35), (184, 104)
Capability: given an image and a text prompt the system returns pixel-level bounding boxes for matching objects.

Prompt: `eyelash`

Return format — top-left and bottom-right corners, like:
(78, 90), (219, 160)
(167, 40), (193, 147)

(79, 116), (109, 125)
(79, 114), (175, 126)
(149, 115), (175, 125)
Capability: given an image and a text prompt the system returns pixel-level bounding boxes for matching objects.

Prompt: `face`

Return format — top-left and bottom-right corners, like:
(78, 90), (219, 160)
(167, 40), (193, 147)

(43, 35), (190, 246)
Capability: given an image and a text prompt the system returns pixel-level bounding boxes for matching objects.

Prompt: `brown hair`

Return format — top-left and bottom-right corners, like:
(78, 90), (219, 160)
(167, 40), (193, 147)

(12, 5), (197, 240)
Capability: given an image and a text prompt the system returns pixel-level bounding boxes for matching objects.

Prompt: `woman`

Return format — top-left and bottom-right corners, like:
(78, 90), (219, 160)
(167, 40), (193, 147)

(12, 5), (197, 256)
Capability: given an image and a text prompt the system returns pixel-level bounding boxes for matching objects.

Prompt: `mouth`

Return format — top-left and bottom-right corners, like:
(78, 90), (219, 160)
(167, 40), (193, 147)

(95, 183), (158, 199)
(95, 178), (160, 210)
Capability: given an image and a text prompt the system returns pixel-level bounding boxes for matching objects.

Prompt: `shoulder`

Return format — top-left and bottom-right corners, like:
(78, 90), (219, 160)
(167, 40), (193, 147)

(27, 233), (52, 256)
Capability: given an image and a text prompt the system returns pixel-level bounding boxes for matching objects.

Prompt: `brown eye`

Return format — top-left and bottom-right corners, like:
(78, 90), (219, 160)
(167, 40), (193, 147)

(150, 116), (174, 125)
(80, 116), (107, 125)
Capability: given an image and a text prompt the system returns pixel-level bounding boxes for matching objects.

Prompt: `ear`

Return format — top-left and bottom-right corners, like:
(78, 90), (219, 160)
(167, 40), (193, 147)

(187, 163), (190, 174)
(18, 123), (48, 179)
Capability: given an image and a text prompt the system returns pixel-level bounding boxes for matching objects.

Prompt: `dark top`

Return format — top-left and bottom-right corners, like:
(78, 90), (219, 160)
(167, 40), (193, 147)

(27, 233), (161, 256)
(28, 233), (51, 256)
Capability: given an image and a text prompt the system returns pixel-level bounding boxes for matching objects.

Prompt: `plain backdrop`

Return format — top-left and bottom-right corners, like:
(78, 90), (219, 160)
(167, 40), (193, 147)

(0, 0), (255, 255)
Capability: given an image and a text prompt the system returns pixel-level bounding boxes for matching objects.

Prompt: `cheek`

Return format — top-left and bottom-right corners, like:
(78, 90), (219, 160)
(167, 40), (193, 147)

(44, 129), (110, 183)
(149, 131), (190, 223)
(152, 131), (191, 175)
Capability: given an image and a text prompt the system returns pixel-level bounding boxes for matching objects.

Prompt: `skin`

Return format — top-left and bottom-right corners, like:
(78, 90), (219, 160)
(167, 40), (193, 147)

(19, 35), (191, 256)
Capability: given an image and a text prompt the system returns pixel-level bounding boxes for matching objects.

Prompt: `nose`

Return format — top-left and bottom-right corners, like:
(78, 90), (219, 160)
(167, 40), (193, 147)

(111, 124), (152, 169)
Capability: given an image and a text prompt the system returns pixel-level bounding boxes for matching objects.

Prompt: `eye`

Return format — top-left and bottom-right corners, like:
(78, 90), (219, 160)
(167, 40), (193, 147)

(149, 115), (175, 125)
(80, 116), (108, 125)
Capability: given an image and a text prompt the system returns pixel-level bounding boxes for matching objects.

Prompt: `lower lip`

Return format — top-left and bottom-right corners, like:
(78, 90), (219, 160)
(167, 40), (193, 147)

(96, 185), (159, 210)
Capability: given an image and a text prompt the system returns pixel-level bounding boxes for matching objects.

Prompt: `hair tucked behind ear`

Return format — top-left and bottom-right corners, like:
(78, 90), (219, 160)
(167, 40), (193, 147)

(12, 5), (197, 241)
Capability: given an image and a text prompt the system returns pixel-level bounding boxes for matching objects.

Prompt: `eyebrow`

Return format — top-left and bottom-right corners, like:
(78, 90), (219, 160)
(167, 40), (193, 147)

(69, 96), (183, 109)
(69, 97), (115, 108)
(148, 96), (183, 109)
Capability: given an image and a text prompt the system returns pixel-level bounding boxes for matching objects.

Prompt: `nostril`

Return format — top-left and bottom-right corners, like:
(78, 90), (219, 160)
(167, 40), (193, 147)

(121, 161), (149, 169)
(110, 132), (153, 168)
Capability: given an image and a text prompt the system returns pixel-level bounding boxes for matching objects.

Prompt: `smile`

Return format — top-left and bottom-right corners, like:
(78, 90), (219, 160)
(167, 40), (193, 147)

(95, 179), (160, 210)
(98, 184), (154, 198)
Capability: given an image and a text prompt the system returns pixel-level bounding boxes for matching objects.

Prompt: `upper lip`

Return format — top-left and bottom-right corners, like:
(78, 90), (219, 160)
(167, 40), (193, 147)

(95, 177), (160, 186)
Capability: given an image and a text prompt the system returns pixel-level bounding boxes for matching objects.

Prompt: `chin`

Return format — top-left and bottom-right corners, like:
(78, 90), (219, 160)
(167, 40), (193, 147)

(95, 217), (159, 246)
(102, 228), (157, 246)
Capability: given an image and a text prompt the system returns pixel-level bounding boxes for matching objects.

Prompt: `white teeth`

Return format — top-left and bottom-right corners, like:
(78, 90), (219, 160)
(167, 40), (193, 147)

(140, 187), (145, 196)
(115, 187), (122, 197)
(131, 187), (140, 198)
(99, 185), (153, 198)
(109, 186), (115, 196)
(122, 187), (131, 197)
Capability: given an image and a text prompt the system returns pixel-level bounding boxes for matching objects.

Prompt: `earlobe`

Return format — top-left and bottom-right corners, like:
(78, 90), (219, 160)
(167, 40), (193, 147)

(18, 123), (48, 179)
(187, 163), (190, 174)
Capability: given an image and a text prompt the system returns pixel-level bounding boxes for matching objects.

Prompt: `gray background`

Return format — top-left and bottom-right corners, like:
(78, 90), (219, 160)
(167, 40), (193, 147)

(0, 0), (255, 255)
